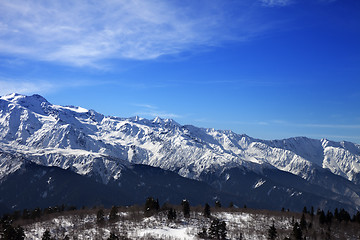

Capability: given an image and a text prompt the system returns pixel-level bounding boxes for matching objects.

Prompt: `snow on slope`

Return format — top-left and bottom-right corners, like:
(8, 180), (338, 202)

(1, 93), (360, 185)
(23, 210), (295, 240)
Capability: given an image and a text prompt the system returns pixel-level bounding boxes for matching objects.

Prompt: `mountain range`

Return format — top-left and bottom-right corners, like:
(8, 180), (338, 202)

(1, 93), (360, 214)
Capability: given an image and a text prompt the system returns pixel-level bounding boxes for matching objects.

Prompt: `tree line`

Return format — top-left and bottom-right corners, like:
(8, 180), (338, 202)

(1, 199), (360, 240)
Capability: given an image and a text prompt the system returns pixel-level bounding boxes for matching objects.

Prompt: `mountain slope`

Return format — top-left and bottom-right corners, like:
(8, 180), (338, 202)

(0, 161), (239, 215)
(1, 93), (360, 184)
(1, 93), (360, 212)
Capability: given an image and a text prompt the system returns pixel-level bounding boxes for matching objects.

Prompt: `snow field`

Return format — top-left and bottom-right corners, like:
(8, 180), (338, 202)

(1, 93), (360, 186)
(21, 209), (297, 240)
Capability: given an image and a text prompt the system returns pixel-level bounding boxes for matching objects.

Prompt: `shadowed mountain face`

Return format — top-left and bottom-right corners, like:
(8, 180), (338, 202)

(1, 93), (360, 214)
(1, 161), (358, 215)
(0, 162), (231, 214)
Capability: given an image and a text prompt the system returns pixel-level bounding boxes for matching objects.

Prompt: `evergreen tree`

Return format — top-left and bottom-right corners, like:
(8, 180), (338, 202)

(300, 213), (307, 230)
(268, 221), (277, 240)
(167, 208), (177, 221)
(316, 208), (321, 216)
(30, 208), (41, 220)
(302, 206), (308, 214)
(60, 204), (65, 212)
(42, 229), (52, 240)
(204, 203), (211, 218)
(208, 219), (219, 239)
(181, 199), (190, 218)
(334, 208), (339, 221)
(15, 226), (25, 240)
(218, 221), (227, 239)
(291, 222), (302, 240)
(107, 232), (119, 240)
(109, 206), (119, 222)
(215, 200), (222, 208)
(197, 227), (208, 239)
(67, 206), (77, 211)
(96, 209), (105, 225)
(310, 206), (314, 217)
(1, 223), (25, 240)
(208, 218), (227, 239)
(326, 210), (333, 224)
(172, 208), (177, 220)
(11, 211), (21, 222)
(155, 198), (160, 211)
(144, 197), (160, 216)
(22, 209), (30, 220)
(353, 211), (360, 223)
(319, 210), (326, 225)
(339, 208), (351, 222)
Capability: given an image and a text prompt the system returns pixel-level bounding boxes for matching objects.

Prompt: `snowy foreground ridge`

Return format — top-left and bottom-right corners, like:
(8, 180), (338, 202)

(23, 208), (360, 240)
(21, 210), (302, 240)
(1, 93), (360, 185)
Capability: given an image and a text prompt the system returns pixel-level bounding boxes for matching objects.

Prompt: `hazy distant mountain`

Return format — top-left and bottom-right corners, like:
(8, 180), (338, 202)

(1, 93), (360, 214)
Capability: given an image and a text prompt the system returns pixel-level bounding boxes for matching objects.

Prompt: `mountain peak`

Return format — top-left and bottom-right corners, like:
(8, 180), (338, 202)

(1, 93), (49, 104)
(1, 93), (49, 115)
(153, 116), (164, 124)
(1, 93), (25, 102)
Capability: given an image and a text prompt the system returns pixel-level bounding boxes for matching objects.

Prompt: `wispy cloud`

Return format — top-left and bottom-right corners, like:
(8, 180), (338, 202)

(134, 111), (182, 119)
(317, 0), (338, 4)
(269, 120), (360, 129)
(306, 134), (360, 140)
(132, 103), (181, 119)
(0, 1), (222, 67)
(227, 119), (360, 130)
(260, 0), (293, 7)
(296, 123), (360, 129)
(0, 78), (112, 96)
(194, 118), (216, 124)
(194, 118), (360, 130)
(0, 0), (289, 68)
(0, 80), (55, 96)
(132, 103), (158, 110)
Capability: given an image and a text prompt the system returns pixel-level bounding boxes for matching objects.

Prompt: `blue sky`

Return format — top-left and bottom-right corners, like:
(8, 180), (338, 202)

(0, 0), (359, 143)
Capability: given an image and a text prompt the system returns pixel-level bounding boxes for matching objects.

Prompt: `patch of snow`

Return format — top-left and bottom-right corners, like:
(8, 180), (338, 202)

(137, 226), (196, 240)
(23, 210), (300, 240)
(52, 105), (89, 113)
(253, 179), (266, 189)
(225, 173), (230, 181)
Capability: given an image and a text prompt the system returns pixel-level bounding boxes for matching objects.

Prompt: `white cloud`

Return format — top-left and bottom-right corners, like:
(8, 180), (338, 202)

(306, 134), (360, 140)
(260, 0), (293, 7)
(298, 123), (360, 129)
(270, 120), (360, 129)
(0, 80), (55, 96)
(133, 103), (181, 119)
(0, 78), (111, 96)
(132, 103), (158, 110)
(0, 0), (292, 68)
(134, 111), (181, 119)
(0, 0), (248, 67)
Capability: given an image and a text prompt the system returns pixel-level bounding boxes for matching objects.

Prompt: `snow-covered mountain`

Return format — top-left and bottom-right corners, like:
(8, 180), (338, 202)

(1, 93), (359, 184)
(1, 93), (360, 212)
